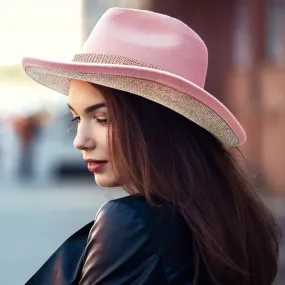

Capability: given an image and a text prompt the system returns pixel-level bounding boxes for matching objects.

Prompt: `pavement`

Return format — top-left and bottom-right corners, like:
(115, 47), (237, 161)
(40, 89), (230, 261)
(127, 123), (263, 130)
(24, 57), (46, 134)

(0, 180), (127, 285)
(0, 180), (284, 285)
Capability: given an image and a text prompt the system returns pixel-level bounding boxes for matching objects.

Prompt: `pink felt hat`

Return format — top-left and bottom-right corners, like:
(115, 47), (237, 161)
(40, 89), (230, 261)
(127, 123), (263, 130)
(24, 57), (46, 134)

(22, 7), (246, 147)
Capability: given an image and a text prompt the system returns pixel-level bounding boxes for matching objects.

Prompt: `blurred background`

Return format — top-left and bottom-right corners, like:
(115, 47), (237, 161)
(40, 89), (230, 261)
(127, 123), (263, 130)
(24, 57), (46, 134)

(0, 0), (284, 284)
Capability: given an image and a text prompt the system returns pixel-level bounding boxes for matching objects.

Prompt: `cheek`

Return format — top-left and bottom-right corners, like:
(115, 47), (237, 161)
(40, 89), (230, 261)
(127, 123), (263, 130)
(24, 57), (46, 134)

(92, 126), (109, 151)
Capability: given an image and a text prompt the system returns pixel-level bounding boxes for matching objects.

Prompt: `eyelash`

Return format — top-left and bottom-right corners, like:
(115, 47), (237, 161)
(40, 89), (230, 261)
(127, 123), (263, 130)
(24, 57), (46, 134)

(71, 116), (107, 125)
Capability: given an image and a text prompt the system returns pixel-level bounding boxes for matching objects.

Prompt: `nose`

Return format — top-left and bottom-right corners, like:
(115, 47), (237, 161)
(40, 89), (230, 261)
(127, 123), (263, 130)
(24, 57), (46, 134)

(73, 124), (96, 151)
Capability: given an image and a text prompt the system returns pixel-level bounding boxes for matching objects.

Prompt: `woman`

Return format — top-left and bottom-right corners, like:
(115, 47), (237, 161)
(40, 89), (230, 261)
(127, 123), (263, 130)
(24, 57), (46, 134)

(22, 7), (280, 285)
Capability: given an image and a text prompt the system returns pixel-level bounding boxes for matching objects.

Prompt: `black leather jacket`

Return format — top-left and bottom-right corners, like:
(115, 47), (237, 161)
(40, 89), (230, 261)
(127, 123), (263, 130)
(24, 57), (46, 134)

(25, 195), (208, 284)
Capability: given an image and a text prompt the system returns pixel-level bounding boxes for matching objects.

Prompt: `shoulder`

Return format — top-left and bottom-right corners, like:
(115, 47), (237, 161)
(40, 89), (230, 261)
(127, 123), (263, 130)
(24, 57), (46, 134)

(95, 195), (147, 224)
(83, 196), (157, 271)
(94, 195), (171, 229)
(79, 196), (170, 284)
(92, 195), (190, 241)
(89, 196), (149, 242)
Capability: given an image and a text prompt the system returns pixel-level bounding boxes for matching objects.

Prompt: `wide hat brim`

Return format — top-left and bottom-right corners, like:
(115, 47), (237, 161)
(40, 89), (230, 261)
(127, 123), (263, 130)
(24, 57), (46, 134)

(22, 56), (246, 147)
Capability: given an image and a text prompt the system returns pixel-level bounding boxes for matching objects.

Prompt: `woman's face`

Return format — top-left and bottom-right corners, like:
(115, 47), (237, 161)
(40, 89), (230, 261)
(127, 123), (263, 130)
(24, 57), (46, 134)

(68, 79), (120, 187)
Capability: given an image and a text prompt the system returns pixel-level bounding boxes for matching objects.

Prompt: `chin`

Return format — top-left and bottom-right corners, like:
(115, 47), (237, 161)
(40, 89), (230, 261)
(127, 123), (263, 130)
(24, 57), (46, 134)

(94, 174), (121, 188)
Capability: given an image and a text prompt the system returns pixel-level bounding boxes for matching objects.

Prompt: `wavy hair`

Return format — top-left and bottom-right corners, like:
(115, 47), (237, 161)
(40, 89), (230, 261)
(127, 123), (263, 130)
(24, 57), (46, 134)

(96, 84), (281, 285)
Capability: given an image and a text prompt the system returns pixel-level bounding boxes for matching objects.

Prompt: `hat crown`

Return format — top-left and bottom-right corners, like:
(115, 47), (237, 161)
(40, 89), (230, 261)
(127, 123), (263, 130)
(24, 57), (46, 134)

(80, 8), (208, 88)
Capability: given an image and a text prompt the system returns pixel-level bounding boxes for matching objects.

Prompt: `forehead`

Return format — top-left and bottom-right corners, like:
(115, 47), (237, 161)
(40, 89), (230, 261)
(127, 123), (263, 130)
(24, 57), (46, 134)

(68, 80), (105, 105)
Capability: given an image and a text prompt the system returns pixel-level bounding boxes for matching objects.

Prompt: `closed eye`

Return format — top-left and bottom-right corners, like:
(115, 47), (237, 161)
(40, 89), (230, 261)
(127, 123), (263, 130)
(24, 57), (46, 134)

(95, 118), (108, 126)
(71, 116), (80, 123)
(71, 117), (80, 123)
(67, 116), (80, 133)
(70, 116), (107, 126)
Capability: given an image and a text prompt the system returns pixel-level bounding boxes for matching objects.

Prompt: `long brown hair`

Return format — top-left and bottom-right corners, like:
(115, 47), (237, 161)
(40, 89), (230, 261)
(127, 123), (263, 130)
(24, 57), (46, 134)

(97, 84), (281, 285)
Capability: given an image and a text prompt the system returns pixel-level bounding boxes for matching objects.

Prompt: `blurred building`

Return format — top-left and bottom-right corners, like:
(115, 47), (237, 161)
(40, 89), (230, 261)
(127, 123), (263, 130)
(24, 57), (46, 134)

(81, 0), (150, 42)
(81, 0), (285, 195)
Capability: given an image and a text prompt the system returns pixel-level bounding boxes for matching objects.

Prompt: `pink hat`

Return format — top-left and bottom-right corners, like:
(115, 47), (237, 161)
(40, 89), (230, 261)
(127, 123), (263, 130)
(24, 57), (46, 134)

(22, 7), (246, 147)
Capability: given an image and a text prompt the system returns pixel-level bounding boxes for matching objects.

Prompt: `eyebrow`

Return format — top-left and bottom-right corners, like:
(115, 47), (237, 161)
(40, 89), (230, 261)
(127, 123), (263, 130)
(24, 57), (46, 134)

(67, 102), (106, 114)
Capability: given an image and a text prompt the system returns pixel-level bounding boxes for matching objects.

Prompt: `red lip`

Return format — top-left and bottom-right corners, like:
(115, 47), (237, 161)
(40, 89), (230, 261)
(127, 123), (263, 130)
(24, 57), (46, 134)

(84, 159), (108, 173)
(84, 159), (107, 163)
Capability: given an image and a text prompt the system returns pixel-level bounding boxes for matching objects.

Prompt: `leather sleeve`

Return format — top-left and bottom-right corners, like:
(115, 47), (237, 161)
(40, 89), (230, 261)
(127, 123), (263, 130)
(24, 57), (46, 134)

(78, 200), (165, 285)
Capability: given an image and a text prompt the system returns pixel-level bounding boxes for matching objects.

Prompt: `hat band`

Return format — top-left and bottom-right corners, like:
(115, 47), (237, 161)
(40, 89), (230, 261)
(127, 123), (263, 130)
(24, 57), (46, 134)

(72, 53), (165, 71)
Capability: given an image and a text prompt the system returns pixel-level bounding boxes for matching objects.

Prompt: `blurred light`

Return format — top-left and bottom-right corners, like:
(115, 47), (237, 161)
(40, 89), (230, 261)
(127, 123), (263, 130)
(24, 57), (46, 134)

(0, 0), (82, 65)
